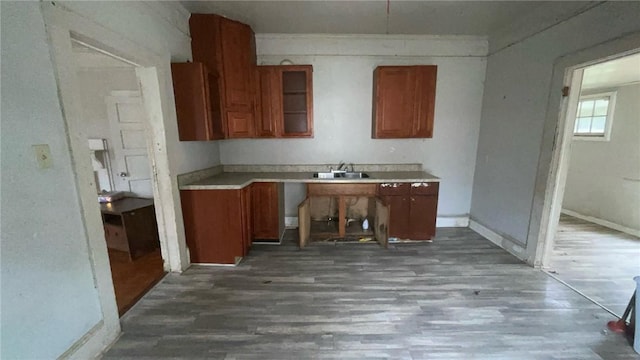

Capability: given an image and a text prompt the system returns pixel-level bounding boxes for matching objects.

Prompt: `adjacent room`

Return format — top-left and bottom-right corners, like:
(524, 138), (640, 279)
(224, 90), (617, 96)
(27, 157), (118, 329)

(547, 53), (640, 317)
(1, 1), (640, 359)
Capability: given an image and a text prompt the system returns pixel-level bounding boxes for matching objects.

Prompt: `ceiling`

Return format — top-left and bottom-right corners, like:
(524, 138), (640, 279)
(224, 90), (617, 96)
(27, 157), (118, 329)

(181, 1), (594, 36)
(581, 53), (640, 91)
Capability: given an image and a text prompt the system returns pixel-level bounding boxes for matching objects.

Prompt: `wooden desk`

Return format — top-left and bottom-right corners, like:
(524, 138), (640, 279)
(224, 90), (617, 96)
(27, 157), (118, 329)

(101, 197), (160, 261)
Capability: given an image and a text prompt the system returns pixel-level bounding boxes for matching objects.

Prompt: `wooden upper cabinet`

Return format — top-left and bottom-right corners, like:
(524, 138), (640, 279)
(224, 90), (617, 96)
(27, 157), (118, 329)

(255, 66), (280, 137)
(189, 14), (256, 138)
(372, 65), (437, 139)
(171, 62), (224, 141)
(219, 18), (254, 109)
(255, 65), (313, 138)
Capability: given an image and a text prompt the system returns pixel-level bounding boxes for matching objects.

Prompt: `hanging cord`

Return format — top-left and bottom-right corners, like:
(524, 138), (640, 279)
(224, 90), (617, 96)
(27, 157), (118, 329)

(386, 0), (390, 34)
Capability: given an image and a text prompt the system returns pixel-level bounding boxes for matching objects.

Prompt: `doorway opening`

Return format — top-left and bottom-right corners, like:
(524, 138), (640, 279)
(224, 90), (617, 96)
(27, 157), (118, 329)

(71, 39), (166, 316)
(540, 52), (640, 317)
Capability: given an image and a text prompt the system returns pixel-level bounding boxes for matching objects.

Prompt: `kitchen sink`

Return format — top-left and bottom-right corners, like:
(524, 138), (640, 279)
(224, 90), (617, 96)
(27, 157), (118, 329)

(313, 171), (370, 179)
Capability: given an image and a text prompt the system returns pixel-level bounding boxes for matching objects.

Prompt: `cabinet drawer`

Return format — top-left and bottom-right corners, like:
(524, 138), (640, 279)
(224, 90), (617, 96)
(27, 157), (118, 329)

(307, 183), (377, 196)
(410, 182), (439, 195)
(377, 183), (410, 196)
(104, 223), (128, 252)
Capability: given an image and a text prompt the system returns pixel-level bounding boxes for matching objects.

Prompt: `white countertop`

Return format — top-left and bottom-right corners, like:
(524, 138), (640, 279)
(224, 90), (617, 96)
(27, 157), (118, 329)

(180, 171), (440, 190)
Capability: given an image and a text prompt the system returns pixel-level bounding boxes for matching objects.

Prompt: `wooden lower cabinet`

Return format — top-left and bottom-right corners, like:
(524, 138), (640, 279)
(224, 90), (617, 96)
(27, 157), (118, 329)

(380, 194), (410, 238)
(378, 182), (438, 240)
(251, 182), (284, 241)
(180, 189), (251, 264)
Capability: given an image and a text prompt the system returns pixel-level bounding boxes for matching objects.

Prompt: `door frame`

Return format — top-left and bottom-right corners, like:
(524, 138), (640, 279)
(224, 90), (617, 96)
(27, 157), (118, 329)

(42, 2), (189, 358)
(528, 32), (640, 268)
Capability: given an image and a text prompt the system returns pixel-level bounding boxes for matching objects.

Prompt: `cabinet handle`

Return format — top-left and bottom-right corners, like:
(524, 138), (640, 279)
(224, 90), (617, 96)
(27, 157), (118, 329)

(411, 182), (429, 187)
(411, 197), (415, 202)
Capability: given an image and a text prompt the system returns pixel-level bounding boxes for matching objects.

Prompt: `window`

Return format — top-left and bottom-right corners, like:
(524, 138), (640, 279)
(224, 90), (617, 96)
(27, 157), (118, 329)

(574, 92), (616, 140)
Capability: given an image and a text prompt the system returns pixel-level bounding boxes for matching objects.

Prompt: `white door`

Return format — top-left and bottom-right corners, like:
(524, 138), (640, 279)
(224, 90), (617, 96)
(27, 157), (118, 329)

(106, 91), (154, 198)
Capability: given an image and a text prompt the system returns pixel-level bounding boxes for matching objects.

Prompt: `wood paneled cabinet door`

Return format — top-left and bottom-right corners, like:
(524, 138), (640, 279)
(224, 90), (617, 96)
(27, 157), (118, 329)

(378, 182), (438, 240)
(381, 194), (411, 239)
(189, 14), (257, 139)
(180, 189), (250, 264)
(251, 182), (284, 241)
(372, 65), (437, 139)
(255, 65), (313, 138)
(171, 62), (224, 141)
(408, 182), (439, 240)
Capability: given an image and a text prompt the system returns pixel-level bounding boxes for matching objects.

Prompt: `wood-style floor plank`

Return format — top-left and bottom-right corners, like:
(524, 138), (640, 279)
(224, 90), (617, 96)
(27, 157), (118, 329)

(108, 248), (166, 316)
(548, 214), (640, 317)
(104, 228), (638, 359)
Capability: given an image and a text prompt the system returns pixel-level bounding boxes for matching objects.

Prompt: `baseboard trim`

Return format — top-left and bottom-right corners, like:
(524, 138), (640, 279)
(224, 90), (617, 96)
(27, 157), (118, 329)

(436, 216), (469, 227)
(285, 216), (468, 228)
(561, 209), (640, 237)
(469, 219), (527, 261)
(59, 320), (120, 360)
(285, 216), (298, 228)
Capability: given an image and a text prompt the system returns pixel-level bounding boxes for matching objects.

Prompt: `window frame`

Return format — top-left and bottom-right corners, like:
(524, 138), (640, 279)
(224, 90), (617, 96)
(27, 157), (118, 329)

(573, 91), (617, 141)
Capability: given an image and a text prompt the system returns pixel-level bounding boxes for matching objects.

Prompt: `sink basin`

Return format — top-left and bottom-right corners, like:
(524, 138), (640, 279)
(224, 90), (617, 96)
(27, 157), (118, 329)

(313, 172), (369, 179)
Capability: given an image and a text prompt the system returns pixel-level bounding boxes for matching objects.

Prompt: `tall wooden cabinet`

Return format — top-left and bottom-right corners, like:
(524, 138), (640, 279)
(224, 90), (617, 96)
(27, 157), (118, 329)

(189, 14), (257, 138)
(255, 65), (313, 138)
(372, 65), (437, 139)
(378, 182), (438, 240)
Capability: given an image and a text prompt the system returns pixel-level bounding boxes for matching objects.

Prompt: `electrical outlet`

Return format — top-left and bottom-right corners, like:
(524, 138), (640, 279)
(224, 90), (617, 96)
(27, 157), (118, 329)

(33, 144), (53, 169)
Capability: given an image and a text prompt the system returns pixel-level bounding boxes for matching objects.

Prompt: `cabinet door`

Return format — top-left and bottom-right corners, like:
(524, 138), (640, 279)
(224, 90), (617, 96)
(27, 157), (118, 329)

(206, 71), (225, 139)
(171, 62), (214, 141)
(409, 195), (438, 240)
(226, 111), (254, 138)
(298, 198), (311, 248)
(220, 18), (254, 108)
(413, 66), (437, 138)
(255, 66), (281, 137)
(280, 66), (313, 137)
(180, 190), (245, 264)
(372, 66), (416, 138)
(375, 198), (390, 249)
(383, 195), (410, 239)
(251, 182), (280, 240)
(372, 65), (436, 139)
(241, 186), (252, 255)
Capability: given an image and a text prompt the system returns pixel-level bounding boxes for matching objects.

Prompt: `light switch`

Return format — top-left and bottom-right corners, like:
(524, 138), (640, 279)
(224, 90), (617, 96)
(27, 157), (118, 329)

(33, 144), (53, 169)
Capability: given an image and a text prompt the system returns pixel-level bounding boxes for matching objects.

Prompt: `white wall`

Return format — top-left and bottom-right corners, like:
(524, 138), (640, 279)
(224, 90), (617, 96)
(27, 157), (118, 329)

(470, 2), (640, 259)
(0, 1), (220, 358)
(61, 1), (222, 173)
(220, 34), (488, 218)
(0, 3), (103, 358)
(78, 68), (138, 140)
(563, 84), (640, 231)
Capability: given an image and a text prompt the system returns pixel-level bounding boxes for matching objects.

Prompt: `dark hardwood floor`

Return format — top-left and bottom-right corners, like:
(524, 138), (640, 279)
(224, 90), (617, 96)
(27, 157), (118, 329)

(108, 248), (166, 316)
(103, 227), (638, 359)
(547, 214), (640, 317)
